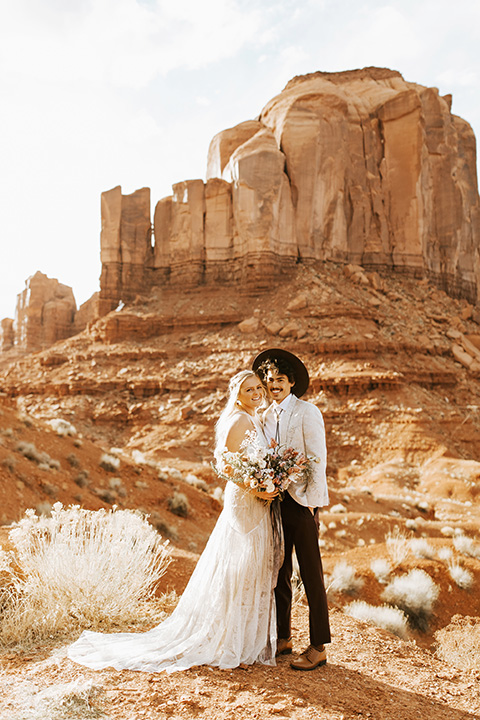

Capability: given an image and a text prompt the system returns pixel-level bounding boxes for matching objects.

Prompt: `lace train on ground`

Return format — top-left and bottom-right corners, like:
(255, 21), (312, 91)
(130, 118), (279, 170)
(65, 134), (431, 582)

(67, 481), (276, 673)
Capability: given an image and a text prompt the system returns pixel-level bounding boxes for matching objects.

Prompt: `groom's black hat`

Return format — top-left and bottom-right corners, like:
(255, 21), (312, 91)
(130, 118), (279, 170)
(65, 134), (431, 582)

(252, 348), (309, 397)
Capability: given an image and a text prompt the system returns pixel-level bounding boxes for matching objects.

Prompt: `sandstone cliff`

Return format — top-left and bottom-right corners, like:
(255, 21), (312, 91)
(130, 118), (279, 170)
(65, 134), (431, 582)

(3, 272), (98, 354)
(99, 67), (479, 313)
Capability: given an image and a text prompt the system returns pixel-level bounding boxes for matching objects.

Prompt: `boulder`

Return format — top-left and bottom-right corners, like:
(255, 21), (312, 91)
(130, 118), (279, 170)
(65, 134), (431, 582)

(238, 317), (260, 334)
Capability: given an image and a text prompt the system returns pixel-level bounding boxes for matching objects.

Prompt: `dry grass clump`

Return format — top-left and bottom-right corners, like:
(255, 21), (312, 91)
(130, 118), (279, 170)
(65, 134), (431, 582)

(46, 418), (77, 437)
(447, 560), (474, 590)
(385, 527), (411, 566)
(345, 601), (409, 638)
(149, 511), (179, 542)
(453, 535), (480, 559)
(185, 473), (209, 492)
(381, 569), (439, 631)
(437, 546), (453, 562)
(99, 453), (120, 472)
(327, 561), (364, 596)
(0, 503), (171, 649)
(1, 455), (17, 473)
(66, 453), (80, 468)
(409, 538), (435, 559)
(435, 615), (480, 671)
(167, 491), (190, 518)
(16, 441), (60, 470)
(370, 558), (392, 584)
(74, 470), (89, 488)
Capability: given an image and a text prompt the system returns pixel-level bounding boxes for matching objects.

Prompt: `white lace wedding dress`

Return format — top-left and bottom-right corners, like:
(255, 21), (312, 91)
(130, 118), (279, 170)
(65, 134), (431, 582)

(67, 434), (277, 673)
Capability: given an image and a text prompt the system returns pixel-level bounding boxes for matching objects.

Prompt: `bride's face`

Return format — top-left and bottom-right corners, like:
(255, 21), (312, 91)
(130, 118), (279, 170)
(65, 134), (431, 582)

(237, 376), (264, 414)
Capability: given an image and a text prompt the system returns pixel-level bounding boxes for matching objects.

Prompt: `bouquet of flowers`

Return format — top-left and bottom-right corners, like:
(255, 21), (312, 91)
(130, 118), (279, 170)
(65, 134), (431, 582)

(219, 431), (317, 500)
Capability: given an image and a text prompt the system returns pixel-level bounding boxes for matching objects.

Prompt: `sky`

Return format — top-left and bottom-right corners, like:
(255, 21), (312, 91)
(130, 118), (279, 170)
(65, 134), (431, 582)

(1, 0), (479, 321)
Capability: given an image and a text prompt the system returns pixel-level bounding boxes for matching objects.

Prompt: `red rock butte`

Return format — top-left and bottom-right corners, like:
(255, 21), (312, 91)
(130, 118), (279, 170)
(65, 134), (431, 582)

(98, 67), (480, 315)
(1, 67), (479, 353)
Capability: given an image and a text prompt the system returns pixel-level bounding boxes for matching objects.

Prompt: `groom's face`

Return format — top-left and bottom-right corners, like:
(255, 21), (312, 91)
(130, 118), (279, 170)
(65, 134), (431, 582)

(265, 369), (295, 403)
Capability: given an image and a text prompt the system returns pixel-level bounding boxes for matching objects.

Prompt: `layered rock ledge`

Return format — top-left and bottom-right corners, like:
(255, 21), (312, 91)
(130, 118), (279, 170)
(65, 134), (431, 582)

(99, 67), (479, 313)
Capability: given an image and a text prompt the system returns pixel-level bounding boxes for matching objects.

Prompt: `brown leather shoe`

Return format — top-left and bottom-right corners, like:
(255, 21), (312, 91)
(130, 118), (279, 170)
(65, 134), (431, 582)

(276, 637), (293, 655)
(290, 645), (327, 671)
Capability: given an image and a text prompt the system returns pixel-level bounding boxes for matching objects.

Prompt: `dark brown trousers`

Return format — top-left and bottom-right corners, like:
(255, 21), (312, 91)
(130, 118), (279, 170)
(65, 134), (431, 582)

(275, 492), (331, 647)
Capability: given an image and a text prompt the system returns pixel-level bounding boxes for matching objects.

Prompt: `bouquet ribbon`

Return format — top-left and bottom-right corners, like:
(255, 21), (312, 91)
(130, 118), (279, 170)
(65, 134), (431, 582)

(270, 497), (284, 586)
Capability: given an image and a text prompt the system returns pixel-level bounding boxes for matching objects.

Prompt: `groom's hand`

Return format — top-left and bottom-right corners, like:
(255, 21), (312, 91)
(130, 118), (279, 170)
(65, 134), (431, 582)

(252, 489), (279, 500)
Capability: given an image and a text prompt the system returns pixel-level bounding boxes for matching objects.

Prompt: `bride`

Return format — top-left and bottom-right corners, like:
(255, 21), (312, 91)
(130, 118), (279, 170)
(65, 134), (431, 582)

(67, 370), (279, 673)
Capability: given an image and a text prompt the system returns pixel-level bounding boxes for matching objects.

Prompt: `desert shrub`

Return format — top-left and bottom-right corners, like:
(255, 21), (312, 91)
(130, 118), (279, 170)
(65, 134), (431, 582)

(19, 413), (34, 428)
(409, 538), (435, 559)
(437, 546), (453, 562)
(345, 601), (409, 638)
(453, 536), (480, 559)
(159, 466), (183, 481)
(16, 441), (60, 470)
(149, 512), (179, 542)
(167, 491), (190, 518)
(211, 486), (224, 504)
(185, 473), (209, 492)
(99, 453), (120, 472)
(74, 470), (89, 488)
(47, 418), (77, 437)
(435, 615), (480, 671)
(108, 477), (126, 497)
(16, 441), (45, 464)
(1, 455), (17, 473)
(95, 488), (116, 504)
(448, 560), (474, 590)
(0, 503), (171, 648)
(66, 453), (80, 468)
(440, 526), (455, 537)
(329, 503), (347, 514)
(328, 561), (364, 595)
(370, 558), (392, 584)
(381, 569), (439, 631)
(385, 528), (411, 566)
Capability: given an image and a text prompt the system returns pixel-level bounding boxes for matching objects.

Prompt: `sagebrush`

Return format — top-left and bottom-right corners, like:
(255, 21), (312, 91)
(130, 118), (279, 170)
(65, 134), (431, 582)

(345, 600), (409, 638)
(0, 503), (172, 648)
(381, 568), (439, 631)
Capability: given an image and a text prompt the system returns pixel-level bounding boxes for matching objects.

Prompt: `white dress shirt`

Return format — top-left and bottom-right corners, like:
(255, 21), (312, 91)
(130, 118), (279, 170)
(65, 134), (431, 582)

(263, 393), (293, 444)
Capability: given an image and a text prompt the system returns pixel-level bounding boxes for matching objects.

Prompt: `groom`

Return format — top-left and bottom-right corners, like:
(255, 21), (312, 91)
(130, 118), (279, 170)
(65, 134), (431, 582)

(253, 348), (331, 670)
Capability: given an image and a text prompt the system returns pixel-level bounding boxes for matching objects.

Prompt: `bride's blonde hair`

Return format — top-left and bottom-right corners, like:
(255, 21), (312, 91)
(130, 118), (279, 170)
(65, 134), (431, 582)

(214, 370), (259, 464)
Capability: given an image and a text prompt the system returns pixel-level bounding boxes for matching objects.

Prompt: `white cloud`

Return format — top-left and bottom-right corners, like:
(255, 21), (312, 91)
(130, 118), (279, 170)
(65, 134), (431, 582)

(0, 0), (268, 88)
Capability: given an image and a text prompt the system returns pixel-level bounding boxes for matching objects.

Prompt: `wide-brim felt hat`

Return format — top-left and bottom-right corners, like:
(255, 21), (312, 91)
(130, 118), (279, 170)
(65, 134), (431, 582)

(252, 348), (309, 397)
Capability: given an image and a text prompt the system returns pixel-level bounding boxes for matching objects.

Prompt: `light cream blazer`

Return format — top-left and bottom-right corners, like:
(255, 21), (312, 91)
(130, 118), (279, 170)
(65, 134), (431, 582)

(263, 395), (329, 508)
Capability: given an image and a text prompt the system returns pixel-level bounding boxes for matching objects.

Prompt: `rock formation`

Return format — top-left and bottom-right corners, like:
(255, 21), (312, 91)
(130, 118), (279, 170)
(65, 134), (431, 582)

(0, 278), (100, 355)
(99, 186), (152, 315)
(14, 272), (78, 352)
(99, 67), (480, 313)
(0, 319), (14, 352)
